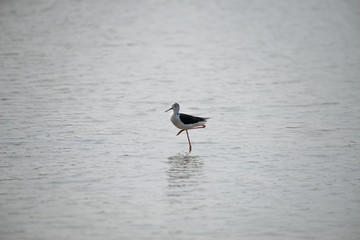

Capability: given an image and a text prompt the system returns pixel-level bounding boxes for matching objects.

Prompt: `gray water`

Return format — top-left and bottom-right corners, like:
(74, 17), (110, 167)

(1, 0), (360, 239)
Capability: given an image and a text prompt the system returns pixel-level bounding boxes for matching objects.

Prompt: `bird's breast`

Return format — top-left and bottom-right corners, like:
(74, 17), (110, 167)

(170, 114), (186, 129)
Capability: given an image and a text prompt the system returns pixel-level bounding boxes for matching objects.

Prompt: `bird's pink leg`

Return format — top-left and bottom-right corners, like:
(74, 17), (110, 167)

(177, 125), (206, 136)
(186, 130), (192, 152)
(191, 125), (206, 130)
(176, 129), (185, 136)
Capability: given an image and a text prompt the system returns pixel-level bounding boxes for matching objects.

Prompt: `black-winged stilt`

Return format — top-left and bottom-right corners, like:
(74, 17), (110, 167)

(165, 103), (208, 152)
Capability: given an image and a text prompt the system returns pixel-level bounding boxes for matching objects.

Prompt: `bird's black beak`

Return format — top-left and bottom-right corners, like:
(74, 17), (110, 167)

(165, 107), (172, 112)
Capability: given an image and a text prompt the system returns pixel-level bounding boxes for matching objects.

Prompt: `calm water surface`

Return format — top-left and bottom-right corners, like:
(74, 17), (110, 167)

(1, 0), (360, 239)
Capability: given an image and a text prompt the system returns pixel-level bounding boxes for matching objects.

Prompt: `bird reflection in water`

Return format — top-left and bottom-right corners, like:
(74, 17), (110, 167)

(166, 154), (204, 194)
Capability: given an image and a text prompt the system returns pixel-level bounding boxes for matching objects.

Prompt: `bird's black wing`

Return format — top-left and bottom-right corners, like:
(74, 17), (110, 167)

(179, 113), (208, 124)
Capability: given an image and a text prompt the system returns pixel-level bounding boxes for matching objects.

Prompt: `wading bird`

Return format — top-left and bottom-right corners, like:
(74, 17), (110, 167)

(165, 103), (208, 152)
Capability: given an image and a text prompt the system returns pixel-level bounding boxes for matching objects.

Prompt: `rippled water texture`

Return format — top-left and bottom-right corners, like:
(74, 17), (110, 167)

(1, 0), (360, 239)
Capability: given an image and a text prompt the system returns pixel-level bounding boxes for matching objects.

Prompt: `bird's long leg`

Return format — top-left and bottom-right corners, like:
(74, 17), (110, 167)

(186, 130), (192, 152)
(177, 125), (206, 136)
(191, 125), (206, 130)
(176, 129), (185, 136)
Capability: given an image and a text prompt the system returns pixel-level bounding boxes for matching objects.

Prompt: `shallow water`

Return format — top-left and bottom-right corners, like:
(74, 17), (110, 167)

(1, 0), (360, 239)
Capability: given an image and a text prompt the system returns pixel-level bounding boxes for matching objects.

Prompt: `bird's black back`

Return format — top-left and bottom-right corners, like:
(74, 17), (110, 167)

(179, 113), (208, 124)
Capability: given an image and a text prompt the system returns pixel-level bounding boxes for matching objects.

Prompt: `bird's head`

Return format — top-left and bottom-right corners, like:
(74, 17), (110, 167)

(165, 102), (180, 112)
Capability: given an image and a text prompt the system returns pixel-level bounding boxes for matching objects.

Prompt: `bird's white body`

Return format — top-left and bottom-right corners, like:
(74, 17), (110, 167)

(170, 112), (206, 130)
